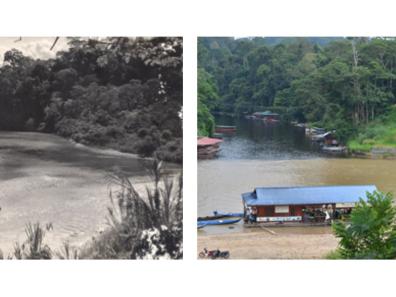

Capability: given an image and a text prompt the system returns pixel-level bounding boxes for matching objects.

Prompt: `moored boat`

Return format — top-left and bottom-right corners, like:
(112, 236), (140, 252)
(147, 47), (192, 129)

(197, 218), (241, 226)
(197, 222), (208, 229)
(198, 214), (229, 221)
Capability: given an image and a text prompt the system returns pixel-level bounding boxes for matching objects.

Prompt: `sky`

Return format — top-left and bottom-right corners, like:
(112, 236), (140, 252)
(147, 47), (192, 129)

(0, 37), (70, 62)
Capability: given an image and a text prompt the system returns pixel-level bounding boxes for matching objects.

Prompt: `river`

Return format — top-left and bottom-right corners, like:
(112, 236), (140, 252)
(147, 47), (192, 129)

(0, 131), (178, 256)
(198, 117), (396, 235)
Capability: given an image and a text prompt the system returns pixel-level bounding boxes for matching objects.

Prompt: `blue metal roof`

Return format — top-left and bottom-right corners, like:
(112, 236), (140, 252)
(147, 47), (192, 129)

(242, 185), (377, 206)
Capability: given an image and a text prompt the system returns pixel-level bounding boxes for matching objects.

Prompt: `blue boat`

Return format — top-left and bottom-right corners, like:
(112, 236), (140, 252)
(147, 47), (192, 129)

(197, 222), (208, 229)
(198, 218), (241, 226)
(213, 211), (244, 218)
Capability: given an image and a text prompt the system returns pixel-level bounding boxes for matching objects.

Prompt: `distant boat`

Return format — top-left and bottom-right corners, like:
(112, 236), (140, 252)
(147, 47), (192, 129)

(215, 125), (237, 134)
(250, 111), (280, 122)
(197, 218), (242, 226)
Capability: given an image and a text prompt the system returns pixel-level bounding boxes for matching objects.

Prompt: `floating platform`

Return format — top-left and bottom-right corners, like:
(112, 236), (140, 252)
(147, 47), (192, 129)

(197, 137), (223, 159)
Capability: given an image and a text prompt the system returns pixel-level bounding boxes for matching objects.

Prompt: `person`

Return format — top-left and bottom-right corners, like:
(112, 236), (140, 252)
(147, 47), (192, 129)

(251, 207), (257, 222)
(324, 210), (330, 223)
(327, 204), (334, 223)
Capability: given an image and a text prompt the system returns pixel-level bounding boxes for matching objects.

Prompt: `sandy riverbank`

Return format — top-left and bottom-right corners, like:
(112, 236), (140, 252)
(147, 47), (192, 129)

(198, 228), (339, 259)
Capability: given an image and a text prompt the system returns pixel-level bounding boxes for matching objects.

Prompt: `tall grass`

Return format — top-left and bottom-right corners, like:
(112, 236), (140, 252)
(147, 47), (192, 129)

(13, 223), (53, 260)
(80, 158), (183, 259)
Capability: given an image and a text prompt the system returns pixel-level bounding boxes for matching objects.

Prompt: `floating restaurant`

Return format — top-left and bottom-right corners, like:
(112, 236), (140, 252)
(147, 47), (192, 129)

(242, 185), (377, 223)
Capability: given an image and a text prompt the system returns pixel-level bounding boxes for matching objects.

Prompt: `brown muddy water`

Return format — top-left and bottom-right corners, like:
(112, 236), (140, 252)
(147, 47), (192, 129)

(0, 131), (178, 256)
(198, 117), (396, 236)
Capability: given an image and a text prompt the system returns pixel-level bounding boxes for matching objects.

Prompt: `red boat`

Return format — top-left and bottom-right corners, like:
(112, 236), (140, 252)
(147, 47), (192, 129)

(214, 125), (237, 134)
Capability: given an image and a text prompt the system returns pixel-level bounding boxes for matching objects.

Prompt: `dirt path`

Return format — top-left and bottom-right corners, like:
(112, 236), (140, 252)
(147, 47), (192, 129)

(198, 230), (339, 259)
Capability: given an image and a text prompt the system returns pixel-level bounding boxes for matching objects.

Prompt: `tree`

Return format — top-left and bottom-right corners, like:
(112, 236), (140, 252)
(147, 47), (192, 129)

(0, 37), (182, 163)
(197, 68), (219, 136)
(332, 191), (396, 259)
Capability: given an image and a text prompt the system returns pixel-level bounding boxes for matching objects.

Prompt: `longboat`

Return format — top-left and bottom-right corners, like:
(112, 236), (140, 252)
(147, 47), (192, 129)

(197, 218), (241, 226)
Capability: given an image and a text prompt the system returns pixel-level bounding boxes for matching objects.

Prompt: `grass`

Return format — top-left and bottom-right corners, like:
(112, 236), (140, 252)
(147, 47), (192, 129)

(347, 107), (396, 153)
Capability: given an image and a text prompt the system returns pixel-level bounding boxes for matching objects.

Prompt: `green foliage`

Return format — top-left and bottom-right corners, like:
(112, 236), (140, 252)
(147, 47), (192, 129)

(199, 37), (396, 144)
(332, 191), (396, 259)
(347, 107), (396, 152)
(198, 100), (215, 136)
(0, 37), (182, 163)
(197, 67), (219, 136)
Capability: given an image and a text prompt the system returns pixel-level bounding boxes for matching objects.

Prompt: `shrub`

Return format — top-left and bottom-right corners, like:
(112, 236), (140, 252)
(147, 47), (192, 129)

(332, 191), (396, 259)
(80, 159), (183, 259)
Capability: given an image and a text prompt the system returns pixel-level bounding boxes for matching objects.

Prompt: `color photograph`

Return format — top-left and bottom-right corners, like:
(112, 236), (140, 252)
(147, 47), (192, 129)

(0, 37), (183, 259)
(198, 37), (396, 259)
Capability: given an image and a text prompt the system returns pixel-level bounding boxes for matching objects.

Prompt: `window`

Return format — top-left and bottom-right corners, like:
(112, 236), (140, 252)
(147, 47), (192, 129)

(275, 205), (289, 214)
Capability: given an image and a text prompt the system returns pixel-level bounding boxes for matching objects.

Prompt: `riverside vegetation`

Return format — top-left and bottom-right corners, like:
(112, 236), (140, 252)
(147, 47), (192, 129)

(198, 37), (396, 154)
(0, 159), (183, 260)
(0, 37), (182, 163)
(328, 191), (396, 259)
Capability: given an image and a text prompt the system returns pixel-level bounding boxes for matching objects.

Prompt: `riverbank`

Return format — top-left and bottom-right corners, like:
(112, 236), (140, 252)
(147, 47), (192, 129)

(339, 107), (396, 158)
(198, 228), (338, 259)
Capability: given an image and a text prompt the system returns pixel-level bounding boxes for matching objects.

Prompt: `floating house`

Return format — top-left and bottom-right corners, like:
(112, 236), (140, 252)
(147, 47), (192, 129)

(242, 185), (377, 223)
(197, 137), (223, 159)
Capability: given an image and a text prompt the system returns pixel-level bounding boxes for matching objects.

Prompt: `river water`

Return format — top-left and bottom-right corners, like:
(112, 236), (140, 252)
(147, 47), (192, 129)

(0, 131), (177, 256)
(198, 117), (396, 234)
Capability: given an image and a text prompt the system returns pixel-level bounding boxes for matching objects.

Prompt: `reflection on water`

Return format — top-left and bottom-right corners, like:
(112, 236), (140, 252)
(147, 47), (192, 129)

(0, 131), (178, 255)
(215, 116), (322, 160)
(198, 117), (396, 234)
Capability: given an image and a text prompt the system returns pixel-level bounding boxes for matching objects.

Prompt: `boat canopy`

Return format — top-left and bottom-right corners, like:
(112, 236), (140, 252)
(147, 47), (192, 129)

(242, 185), (377, 206)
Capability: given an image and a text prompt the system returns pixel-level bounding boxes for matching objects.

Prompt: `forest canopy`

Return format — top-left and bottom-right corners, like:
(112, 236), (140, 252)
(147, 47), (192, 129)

(198, 37), (396, 143)
(0, 37), (182, 163)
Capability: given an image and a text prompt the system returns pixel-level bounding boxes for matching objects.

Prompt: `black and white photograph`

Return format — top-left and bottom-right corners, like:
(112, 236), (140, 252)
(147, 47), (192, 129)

(0, 37), (183, 259)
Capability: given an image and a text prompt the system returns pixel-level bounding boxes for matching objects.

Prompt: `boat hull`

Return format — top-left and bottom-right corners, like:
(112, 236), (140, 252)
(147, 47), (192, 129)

(198, 218), (241, 226)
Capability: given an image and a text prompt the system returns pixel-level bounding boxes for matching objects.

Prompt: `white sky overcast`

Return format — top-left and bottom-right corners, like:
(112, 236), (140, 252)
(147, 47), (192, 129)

(0, 37), (70, 62)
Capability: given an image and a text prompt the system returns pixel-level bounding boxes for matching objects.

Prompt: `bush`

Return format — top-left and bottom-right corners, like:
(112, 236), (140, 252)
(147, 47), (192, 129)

(332, 191), (396, 259)
(80, 159), (183, 259)
(134, 136), (157, 157)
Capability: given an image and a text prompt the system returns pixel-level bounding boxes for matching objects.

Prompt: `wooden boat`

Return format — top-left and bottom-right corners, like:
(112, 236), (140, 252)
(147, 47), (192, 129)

(198, 214), (229, 221)
(197, 218), (241, 226)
